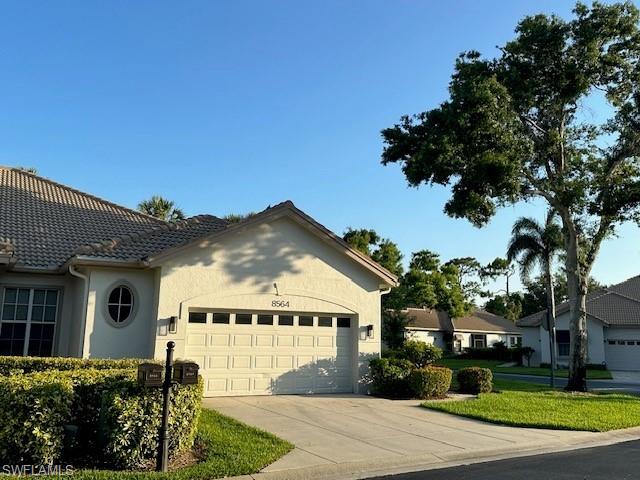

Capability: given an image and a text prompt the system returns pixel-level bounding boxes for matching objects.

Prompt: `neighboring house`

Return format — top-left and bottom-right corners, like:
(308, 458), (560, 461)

(517, 275), (640, 371)
(0, 167), (397, 396)
(404, 307), (522, 352)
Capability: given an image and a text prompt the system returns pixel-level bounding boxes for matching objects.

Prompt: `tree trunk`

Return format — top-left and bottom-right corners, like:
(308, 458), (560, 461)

(545, 263), (558, 386)
(564, 226), (588, 392)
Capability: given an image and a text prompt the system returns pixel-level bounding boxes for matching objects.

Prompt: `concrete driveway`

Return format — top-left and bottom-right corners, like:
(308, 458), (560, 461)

(203, 394), (617, 477)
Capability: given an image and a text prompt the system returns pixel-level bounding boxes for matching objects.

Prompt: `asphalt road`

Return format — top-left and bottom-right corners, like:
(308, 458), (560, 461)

(373, 440), (640, 480)
(493, 372), (640, 393)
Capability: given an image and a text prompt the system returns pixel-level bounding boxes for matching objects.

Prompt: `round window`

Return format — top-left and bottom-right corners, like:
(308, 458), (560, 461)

(107, 285), (134, 324)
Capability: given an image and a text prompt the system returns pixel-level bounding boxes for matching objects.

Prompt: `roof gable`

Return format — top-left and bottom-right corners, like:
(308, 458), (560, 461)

(405, 308), (518, 334)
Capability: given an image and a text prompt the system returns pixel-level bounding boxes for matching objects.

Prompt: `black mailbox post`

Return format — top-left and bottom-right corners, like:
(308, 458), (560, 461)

(137, 363), (163, 388)
(137, 342), (201, 473)
(173, 362), (199, 385)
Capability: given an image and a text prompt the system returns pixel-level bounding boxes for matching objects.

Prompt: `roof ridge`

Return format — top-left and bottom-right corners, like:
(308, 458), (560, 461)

(74, 214), (226, 257)
(1, 166), (167, 225)
(604, 291), (640, 305)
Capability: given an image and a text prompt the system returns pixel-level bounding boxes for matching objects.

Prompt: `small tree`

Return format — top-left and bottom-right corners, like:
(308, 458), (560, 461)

(138, 195), (185, 222)
(382, 310), (410, 350)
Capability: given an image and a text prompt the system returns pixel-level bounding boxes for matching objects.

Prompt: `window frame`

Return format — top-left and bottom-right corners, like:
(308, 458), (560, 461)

(471, 334), (487, 349)
(0, 286), (61, 357)
(103, 280), (138, 328)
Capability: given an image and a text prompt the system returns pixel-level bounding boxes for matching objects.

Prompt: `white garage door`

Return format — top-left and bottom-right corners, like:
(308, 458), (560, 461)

(184, 310), (354, 396)
(605, 339), (640, 371)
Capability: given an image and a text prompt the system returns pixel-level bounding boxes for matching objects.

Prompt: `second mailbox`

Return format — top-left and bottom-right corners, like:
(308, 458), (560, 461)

(173, 362), (199, 385)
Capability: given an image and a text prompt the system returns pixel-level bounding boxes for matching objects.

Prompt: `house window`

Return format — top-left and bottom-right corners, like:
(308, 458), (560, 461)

(471, 334), (486, 348)
(107, 285), (134, 325)
(1, 287), (59, 356)
(508, 336), (521, 347)
(298, 315), (313, 326)
(235, 313), (252, 325)
(337, 317), (351, 328)
(556, 330), (570, 356)
(318, 316), (332, 327)
(257, 314), (273, 325)
(212, 313), (230, 324)
(188, 312), (207, 324)
(278, 315), (294, 326)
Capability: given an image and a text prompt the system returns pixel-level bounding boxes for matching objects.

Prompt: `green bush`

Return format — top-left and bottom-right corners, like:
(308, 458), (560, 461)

(0, 356), (151, 375)
(409, 366), (452, 399)
(457, 367), (493, 394)
(0, 364), (202, 470)
(369, 357), (413, 398)
(0, 371), (74, 464)
(399, 340), (442, 367)
(101, 376), (204, 469)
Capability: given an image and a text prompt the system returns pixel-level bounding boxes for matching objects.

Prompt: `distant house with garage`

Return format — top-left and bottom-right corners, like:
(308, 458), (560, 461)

(517, 275), (640, 371)
(403, 307), (522, 352)
(0, 167), (398, 397)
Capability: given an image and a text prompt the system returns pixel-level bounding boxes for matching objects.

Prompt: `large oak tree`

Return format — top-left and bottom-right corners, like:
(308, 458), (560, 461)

(381, 2), (640, 390)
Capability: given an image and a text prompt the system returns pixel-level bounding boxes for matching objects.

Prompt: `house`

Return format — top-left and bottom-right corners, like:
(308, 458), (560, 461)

(403, 307), (522, 352)
(517, 275), (640, 371)
(0, 167), (397, 396)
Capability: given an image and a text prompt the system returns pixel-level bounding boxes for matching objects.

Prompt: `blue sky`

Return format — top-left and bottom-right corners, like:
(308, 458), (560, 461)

(1, 1), (638, 292)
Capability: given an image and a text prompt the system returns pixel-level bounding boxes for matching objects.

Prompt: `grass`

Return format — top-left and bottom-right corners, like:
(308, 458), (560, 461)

(64, 409), (293, 479)
(424, 378), (640, 432)
(435, 358), (613, 379)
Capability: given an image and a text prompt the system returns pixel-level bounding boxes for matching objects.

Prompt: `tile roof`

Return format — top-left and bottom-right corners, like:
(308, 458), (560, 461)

(517, 275), (640, 327)
(404, 308), (453, 331)
(405, 308), (519, 334)
(452, 310), (521, 333)
(0, 166), (228, 270)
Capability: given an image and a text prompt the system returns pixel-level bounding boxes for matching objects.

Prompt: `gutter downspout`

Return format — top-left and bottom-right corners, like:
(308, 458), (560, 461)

(69, 265), (89, 358)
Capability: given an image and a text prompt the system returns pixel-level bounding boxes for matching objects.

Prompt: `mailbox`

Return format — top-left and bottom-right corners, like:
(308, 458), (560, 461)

(173, 361), (199, 385)
(138, 363), (163, 388)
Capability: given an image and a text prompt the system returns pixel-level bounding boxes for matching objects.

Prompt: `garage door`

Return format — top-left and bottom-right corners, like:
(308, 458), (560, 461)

(184, 310), (354, 396)
(605, 339), (640, 371)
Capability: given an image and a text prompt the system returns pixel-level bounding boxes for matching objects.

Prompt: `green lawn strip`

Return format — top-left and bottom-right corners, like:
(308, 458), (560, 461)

(65, 409), (293, 480)
(436, 358), (613, 379)
(424, 383), (640, 432)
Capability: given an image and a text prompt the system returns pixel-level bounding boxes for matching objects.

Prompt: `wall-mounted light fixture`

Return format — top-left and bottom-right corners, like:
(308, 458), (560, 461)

(273, 282), (280, 296)
(366, 324), (374, 339)
(168, 316), (177, 334)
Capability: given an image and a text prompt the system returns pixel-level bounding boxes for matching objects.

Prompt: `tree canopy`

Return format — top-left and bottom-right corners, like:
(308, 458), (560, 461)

(381, 1), (640, 390)
(138, 195), (185, 222)
(343, 228), (404, 277)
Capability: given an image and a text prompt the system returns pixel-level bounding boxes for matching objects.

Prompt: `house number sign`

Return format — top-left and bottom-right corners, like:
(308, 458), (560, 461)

(271, 299), (290, 308)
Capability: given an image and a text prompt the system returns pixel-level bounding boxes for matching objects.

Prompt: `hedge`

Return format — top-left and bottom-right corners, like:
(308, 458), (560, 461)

(457, 367), (493, 394)
(0, 356), (153, 375)
(409, 366), (452, 399)
(0, 366), (202, 469)
(0, 371), (73, 464)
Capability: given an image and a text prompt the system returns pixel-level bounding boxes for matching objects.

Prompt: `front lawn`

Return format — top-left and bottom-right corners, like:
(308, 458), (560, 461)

(424, 379), (640, 432)
(436, 358), (613, 379)
(68, 409), (293, 479)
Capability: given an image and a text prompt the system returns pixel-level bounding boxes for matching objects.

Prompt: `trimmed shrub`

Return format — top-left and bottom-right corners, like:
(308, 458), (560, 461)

(369, 358), (413, 398)
(399, 340), (442, 367)
(101, 376), (204, 468)
(0, 356), (151, 375)
(0, 365), (202, 470)
(457, 367), (493, 394)
(0, 371), (74, 464)
(409, 366), (452, 399)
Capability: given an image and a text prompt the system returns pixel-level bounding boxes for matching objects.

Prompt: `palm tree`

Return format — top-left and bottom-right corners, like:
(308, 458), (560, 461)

(507, 210), (563, 385)
(138, 195), (185, 222)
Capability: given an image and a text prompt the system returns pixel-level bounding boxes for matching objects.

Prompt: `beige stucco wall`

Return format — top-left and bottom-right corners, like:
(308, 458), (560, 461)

(0, 271), (83, 356)
(406, 329), (446, 349)
(153, 216), (385, 393)
(83, 267), (156, 359)
(527, 313), (605, 367)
